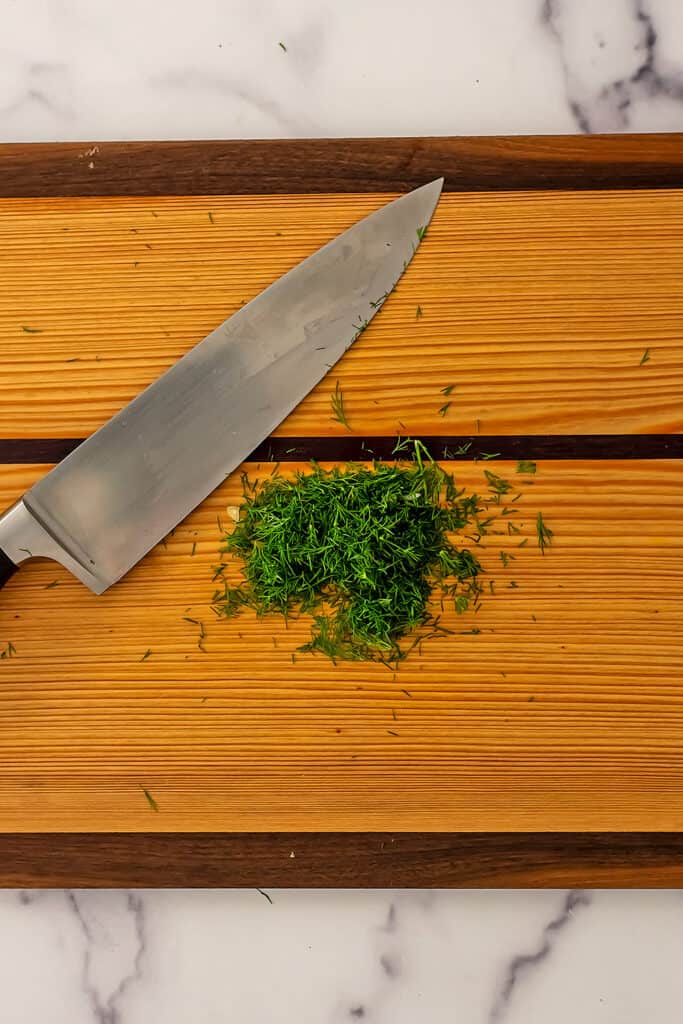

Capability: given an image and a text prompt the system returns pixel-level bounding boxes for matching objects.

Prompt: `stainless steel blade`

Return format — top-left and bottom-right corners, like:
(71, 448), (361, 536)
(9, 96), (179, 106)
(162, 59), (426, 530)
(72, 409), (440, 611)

(6, 180), (443, 593)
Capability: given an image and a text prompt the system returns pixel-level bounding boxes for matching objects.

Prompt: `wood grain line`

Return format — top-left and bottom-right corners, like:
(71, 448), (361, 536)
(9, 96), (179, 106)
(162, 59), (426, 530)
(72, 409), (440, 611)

(1, 135), (683, 197)
(2, 435), (683, 465)
(2, 833), (683, 888)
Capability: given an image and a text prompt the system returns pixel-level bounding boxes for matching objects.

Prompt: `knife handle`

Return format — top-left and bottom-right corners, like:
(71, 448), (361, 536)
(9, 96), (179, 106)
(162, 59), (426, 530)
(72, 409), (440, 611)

(0, 548), (18, 589)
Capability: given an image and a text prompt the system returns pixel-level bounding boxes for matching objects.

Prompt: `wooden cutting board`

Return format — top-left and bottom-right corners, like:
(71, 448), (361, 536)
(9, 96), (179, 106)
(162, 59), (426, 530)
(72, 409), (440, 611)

(2, 135), (683, 887)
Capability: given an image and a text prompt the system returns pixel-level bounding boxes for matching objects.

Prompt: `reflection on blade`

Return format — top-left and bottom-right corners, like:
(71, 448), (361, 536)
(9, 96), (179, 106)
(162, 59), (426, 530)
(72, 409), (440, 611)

(26, 180), (444, 592)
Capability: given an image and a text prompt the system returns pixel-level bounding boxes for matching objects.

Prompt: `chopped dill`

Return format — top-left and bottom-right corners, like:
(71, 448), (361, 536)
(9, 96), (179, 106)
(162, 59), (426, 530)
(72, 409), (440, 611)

(440, 384), (455, 396)
(140, 785), (159, 811)
(0, 642), (16, 659)
(480, 452), (500, 461)
(517, 460), (536, 474)
(330, 380), (350, 429)
(140, 649), (152, 662)
(21, 325), (42, 334)
(208, 211), (215, 224)
(257, 887), (273, 903)
(437, 402), (452, 417)
(416, 226), (426, 240)
(191, 541), (197, 556)
(213, 442), (487, 664)
(640, 348), (651, 365)
(416, 305), (423, 319)
(278, 41), (287, 51)
(536, 511), (554, 554)
(44, 580), (60, 589)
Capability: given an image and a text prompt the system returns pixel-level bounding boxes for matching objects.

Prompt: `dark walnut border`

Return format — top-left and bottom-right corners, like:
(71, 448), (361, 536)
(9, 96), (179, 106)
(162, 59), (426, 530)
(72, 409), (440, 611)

(1, 134), (682, 197)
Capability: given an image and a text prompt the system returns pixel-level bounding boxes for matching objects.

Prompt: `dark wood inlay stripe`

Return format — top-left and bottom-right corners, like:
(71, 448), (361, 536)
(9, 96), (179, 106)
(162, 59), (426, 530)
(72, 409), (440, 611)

(1, 434), (682, 465)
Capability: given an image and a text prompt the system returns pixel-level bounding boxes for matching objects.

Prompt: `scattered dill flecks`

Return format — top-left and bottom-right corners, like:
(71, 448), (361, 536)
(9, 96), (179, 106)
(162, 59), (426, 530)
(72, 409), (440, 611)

(44, 580), (60, 589)
(278, 41), (287, 51)
(509, 581), (519, 588)
(21, 325), (42, 334)
(484, 470), (512, 501)
(65, 357), (80, 363)
(416, 305), (423, 319)
(416, 226), (426, 241)
(640, 348), (651, 365)
(517, 460), (536, 474)
(191, 541), (197, 556)
(387, 729), (399, 736)
(480, 452), (500, 461)
(475, 419), (481, 433)
(437, 402), (452, 417)
(213, 442), (486, 665)
(330, 380), (350, 429)
(0, 642), (16, 659)
(140, 785), (159, 811)
(183, 616), (199, 625)
(536, 511), (554, 554)
(455, 441), (472, 455)
(440, 384), (455, 396)
(140, 648), (152, 662)
(208, 212), (215, 224)
(19, 548), (32, 557)
(256, 888), (273, 904)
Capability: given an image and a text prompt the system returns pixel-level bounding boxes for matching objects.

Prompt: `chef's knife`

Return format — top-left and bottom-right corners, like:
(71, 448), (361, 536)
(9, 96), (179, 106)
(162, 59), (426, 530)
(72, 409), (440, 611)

(0, 180), (443, 594)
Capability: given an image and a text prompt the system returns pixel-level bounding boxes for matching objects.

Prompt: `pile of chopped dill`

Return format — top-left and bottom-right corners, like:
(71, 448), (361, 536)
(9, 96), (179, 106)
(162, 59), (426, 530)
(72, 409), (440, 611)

(212, 442), (494, 665)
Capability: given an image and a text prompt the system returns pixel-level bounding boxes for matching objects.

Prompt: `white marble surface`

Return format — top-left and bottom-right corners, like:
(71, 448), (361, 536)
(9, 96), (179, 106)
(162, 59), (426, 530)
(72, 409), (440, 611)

(3, 1), (683, 1020)
(2, 0), (683, 141)
(1, 888), (682, 1022)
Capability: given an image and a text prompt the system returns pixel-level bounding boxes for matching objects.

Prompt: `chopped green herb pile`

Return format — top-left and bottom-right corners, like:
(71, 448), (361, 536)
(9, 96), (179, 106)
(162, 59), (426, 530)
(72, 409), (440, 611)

(213, 443), (486, 664)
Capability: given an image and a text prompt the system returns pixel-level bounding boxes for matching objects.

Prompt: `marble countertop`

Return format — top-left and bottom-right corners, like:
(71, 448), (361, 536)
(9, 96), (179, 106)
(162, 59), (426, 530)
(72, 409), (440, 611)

(3, 1), (683, 1020)
(4, 888), (683, 1021)
(2, 0), (683, 141)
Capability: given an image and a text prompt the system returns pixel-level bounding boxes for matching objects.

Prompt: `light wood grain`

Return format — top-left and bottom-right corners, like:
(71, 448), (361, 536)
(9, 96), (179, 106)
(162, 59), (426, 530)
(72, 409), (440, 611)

(0, 460), (682, 833)
(1, 191), (683, 438)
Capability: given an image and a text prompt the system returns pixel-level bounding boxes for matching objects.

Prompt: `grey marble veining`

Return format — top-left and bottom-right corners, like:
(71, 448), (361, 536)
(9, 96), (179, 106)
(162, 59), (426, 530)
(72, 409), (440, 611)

(2, 0), (683, 141)
(3, 889), (683, 1022)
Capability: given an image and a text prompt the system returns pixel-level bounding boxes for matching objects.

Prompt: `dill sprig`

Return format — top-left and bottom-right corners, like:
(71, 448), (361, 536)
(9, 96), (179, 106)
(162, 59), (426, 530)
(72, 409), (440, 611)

(536, 511), (554, 554)
(330, 380), (351, 429)
(213, 443), (487, 665)
(140, 785), (159, 811)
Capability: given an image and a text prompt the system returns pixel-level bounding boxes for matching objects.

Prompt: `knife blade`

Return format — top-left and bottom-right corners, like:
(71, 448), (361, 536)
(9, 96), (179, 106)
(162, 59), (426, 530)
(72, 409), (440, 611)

(0, 179), (443, 594)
